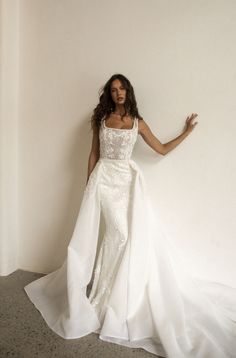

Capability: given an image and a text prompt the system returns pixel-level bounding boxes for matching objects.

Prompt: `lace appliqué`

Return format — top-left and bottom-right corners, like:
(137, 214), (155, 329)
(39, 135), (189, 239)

(87, 118), (138, 319)
(99, 118), (138, 160)
(88, 176), (133, 319)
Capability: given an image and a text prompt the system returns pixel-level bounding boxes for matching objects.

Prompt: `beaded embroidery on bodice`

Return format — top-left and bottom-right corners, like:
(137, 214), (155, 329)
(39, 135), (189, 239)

(99, 117), (138, 160)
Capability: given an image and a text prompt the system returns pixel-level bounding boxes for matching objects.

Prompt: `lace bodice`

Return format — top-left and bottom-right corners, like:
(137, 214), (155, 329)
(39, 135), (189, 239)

(99, 117), (138, 160)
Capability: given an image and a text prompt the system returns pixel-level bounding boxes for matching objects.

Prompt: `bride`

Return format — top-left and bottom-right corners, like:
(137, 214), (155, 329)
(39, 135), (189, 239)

(86, 75), (197, 184)
(24, 73), (236, 358)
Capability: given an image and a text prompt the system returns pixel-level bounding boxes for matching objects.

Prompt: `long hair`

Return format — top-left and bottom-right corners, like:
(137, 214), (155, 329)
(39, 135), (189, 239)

(90, 74), (143, 130)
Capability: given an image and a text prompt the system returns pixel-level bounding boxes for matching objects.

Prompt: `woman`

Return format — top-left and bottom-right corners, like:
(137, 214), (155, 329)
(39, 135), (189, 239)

(24, 74), (236, 358)
(86, 74), (197, 185)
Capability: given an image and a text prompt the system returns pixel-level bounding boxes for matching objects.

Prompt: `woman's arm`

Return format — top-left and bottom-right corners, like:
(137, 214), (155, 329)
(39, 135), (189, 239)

(138, 113), (198, 155)
(86, 122), (100, 184)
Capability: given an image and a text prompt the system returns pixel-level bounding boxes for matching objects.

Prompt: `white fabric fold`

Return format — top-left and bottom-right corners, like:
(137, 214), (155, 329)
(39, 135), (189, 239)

(24, 158), (236, 358)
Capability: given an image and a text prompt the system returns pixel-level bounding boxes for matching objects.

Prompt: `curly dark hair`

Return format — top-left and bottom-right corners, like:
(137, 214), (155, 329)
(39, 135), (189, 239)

(90, 73), (143, 130)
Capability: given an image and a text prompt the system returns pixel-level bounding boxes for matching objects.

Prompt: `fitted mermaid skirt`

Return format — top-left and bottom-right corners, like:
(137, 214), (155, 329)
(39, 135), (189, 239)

(24, 117), (236, 358)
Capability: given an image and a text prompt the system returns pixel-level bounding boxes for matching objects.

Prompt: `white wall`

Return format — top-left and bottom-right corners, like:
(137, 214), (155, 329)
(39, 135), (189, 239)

(0, 0), (19, 275)
(1, 0), (236, 287)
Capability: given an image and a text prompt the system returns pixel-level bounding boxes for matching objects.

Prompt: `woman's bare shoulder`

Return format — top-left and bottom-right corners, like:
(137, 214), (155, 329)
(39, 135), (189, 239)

(91, 119), (100, 139)
(137, 118), (150, 135)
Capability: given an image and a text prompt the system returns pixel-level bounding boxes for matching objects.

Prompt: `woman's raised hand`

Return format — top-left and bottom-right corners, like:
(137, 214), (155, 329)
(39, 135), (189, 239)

(184, 113), (198, 134)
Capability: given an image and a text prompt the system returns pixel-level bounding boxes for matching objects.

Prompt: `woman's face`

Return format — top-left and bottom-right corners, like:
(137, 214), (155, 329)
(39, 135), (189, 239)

(110, 79), (126, 105)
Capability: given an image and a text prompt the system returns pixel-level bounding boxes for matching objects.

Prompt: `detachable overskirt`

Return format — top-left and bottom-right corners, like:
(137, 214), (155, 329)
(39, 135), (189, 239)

(24, 158), (236, 358)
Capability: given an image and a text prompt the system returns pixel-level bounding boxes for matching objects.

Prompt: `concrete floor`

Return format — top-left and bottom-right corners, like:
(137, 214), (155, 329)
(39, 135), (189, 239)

(0, 270), (159, 358)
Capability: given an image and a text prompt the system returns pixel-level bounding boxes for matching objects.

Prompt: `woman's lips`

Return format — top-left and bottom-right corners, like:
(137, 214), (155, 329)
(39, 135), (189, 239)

(118, 97), (124, 100)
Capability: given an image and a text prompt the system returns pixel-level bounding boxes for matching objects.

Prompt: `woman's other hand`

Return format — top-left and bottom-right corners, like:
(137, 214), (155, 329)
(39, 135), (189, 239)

(184, 113), (198, 134)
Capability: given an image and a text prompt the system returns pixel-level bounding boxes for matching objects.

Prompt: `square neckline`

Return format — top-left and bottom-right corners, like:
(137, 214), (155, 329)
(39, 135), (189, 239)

(103, 116), (136, 131)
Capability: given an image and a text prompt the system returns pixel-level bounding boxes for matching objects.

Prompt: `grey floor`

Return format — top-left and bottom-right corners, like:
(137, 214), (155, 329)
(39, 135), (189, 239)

(0, 270), (159, 358)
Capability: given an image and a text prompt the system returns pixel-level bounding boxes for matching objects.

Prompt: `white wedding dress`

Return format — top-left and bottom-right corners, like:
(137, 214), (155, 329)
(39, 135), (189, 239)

(24, 116), (236, 358)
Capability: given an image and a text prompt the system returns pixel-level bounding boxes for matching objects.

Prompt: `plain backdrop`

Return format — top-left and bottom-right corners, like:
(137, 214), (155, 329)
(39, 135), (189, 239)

(1, 0), (236, 287)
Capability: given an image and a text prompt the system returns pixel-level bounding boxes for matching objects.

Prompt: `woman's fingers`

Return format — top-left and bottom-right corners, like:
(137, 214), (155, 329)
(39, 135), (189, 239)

(187, 113), (198, 123)
(185, 113), (198, 133)
(188, 113), (198, 119)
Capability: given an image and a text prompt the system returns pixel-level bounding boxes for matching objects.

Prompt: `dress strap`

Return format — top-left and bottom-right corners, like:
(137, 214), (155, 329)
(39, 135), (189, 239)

(101, 115), (106, 128)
